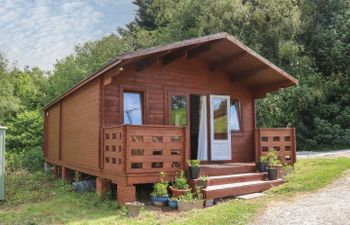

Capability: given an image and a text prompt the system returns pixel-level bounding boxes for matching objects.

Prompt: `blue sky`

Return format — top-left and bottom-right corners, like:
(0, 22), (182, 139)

(0, 0), (136, 71)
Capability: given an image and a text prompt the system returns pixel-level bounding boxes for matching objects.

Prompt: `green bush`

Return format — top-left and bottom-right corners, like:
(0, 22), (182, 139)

(5, 147), (44, 173)
(5, 110), (44, 172)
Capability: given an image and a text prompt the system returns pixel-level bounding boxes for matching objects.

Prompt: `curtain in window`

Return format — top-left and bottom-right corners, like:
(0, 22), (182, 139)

(197, 96), (208, 160)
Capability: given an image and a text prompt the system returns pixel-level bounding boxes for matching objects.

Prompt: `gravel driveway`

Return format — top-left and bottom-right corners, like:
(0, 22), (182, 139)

(251, 150), (350, 225)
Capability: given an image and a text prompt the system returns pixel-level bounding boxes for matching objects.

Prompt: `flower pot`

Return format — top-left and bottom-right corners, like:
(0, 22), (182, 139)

(125, 202), (144, 218)
(168, 199), (178, 209)
(258, 161), (268, 172)
(188, 166), (200, 179)
(267, 167), (278, 180)
(151, 196), (169, 207)
(178, 200), (204, 211)
(197, 180), (208, 189)
(177, 201), (193, 211)
(192, 200), (204, 209)
(169, 186), (191, 197)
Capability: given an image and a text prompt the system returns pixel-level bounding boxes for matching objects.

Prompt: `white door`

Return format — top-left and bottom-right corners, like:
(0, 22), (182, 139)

(210, 95), (231, 160)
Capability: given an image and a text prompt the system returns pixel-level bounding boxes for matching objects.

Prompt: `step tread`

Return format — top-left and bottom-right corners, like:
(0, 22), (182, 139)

(204, 179), (283, 191)
(200, 163), (255, 169)
(208, 172), (266, 180)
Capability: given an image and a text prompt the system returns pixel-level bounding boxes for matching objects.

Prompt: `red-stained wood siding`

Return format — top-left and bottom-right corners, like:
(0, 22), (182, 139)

(61, 79), (100, 169)
(47, 103), (60, 161)
(103, 57), (255, 162)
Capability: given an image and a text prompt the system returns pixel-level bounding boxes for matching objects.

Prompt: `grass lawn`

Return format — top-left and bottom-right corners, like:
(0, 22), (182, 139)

(1, 157), (350, 225)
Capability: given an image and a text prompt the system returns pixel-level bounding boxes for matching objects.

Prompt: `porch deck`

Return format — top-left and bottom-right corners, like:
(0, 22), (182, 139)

(102, 125), (296, 186)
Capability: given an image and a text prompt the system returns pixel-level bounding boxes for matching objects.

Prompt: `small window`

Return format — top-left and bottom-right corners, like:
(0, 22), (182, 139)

(131, 136), (143, 143)
(123, 92), (143, 125)
(131, 162), (143, 169)
(171, 149), (181, 155)
(171, 96), (187, 126)
(172, 161), (181, 168)
(171, 136), (182, 142)
(152, 136), (163, 143)
(131, 149), (144, 155)
(152, 162), (163, 168)
(230, 100), (241, 132)
(152, 150), (163, 155)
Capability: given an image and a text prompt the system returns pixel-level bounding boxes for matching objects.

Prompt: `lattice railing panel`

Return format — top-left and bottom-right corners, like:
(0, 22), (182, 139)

(255, 128), (296, 164)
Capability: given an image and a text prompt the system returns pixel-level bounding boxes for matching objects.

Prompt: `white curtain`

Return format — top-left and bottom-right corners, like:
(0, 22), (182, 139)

(197, 96), (208, 160)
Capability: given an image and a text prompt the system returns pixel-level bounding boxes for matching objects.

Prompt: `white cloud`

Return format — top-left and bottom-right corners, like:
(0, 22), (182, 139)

(0, 0), (135, 71)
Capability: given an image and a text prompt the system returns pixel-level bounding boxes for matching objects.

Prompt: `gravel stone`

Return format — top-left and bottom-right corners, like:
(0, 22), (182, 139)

(251, 151), (350, 225)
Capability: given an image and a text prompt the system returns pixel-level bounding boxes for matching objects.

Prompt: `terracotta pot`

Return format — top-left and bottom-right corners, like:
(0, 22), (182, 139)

(125, 202), (144, 218)
(169, 186), (191, 197)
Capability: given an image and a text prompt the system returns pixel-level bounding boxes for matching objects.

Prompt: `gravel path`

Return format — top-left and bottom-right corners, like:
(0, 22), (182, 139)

(251, 150), (350, 225)
(297, 149), (350, 159)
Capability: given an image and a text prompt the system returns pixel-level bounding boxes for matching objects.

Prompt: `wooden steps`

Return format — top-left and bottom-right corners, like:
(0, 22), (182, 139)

(190, 163), (284, 200)
(202, 179), (283, 199)
(207, 172), (267, 186)
(200, 163), (257, 176)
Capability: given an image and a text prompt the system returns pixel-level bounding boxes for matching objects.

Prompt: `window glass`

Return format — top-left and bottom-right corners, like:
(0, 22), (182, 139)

(123, 92), (143, 125)
(212, 97), (228, 140)
(230, 101), (241, 131)
(171, 96), (187, 126)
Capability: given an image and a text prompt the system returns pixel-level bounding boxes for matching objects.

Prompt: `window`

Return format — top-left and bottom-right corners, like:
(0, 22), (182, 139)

(171, 96), (187, 126)
(230, 100), (241, 132)
(123, 92), (143, 125)
(212, 97), (228, 140)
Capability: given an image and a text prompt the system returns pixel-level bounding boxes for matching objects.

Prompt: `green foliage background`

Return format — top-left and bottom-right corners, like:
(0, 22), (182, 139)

(1, 0), (350, 171)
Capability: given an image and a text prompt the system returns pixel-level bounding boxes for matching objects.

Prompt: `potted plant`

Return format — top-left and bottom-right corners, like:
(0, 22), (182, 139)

(168, 197), (178, 209)
(177, 187), (204, 211)
(258, 155), (268, 172)
(150, 172), (169, 206)
(282, 164), (294, 177)
(187, 160), (200, 179)
(125, 201), (144, 218)
(197, 175), (208, 189)
(266, 149), (282, 180)
(169, 170), (191, 197)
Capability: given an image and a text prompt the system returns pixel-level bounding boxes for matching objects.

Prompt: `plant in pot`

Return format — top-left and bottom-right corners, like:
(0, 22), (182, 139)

(266, 149), (282, 180)
(169, 170), (190, 197)
(197, 175), (208, 189)
(150, 172), (169, 206)
(258, 155), (268, 172)
(168, 197), (178, 209)
(177, 187), (204, 211)
(187, 160), (200, 179)
(125, 201), (144, 218)
(282, 164), (294, 177)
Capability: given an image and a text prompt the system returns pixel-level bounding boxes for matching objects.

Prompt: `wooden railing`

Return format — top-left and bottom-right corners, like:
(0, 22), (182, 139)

(102, 125), (188, 175)
(255, 128), (296, 164)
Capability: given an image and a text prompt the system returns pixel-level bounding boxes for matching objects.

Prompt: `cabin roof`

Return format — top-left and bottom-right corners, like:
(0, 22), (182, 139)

(44, 32), (298, 110)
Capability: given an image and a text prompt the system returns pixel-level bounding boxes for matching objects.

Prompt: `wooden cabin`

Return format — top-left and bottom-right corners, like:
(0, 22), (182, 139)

(43, 32), (298, 204)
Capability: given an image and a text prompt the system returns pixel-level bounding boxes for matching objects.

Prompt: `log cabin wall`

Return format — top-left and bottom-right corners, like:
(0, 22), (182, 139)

(103, 57), (255, 162)
(47, 103), (60, 162)
(60, 79), (101, 170)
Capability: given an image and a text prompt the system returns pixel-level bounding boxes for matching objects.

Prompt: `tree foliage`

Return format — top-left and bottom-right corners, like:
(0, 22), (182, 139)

(2, 0), (350, 172)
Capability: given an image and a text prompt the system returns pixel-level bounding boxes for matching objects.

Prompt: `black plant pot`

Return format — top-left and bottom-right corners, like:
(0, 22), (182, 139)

(258, 162), (268, 172)
(189, 166), (200, 179)
(267, 167), (278, 180)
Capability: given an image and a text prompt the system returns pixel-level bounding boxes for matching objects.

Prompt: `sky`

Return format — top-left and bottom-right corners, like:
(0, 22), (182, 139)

(0, 0), (136, 71)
